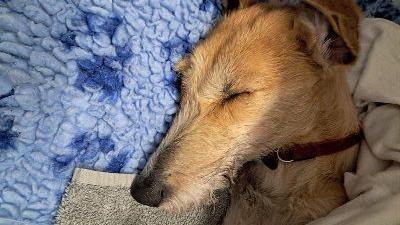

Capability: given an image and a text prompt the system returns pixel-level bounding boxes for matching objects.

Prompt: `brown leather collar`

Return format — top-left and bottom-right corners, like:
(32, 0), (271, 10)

(261, 130), (364, 170)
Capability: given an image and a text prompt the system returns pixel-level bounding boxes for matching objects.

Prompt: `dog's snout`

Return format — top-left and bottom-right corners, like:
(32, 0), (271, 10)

(130, 174), (165, 207)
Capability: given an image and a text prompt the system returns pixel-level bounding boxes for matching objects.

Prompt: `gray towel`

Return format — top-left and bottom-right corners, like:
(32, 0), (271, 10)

(56, 168), (229, 225)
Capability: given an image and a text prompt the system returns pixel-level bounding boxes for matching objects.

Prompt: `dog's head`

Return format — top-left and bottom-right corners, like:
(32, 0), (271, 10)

(131, 0), (361, 210)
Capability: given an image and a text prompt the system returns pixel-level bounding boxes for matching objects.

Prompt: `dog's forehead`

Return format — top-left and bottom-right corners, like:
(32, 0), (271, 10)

(188, 7), (297, 89)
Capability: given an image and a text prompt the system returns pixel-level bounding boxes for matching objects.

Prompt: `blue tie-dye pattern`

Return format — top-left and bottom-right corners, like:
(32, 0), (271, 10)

(85, 14), (122, 37)
(0, 89), (14, 101)
(69, 132), (115, 165)
(0, 115), (18, 150)
(115, 44), (133, 61)
(73, 14), (129, 103)
(59, 31), (77, 49)
(0, 0), (398, 224)
(106, 150), (129, 173)
(75, 56), (124, 103)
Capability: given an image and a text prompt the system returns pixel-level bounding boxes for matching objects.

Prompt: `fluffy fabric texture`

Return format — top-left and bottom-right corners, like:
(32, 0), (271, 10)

(0, 0), (399, 224)
(55, 168), (228, 225)
(0, 0), (220, 224)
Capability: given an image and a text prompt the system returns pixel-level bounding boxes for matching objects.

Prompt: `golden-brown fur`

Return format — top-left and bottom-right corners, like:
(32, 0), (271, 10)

(131, 1), (362, 224)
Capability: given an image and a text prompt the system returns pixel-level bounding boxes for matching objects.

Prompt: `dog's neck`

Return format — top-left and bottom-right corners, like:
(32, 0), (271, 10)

(260, 68), (360, 169)
(310, 69), (359, 141)
(228, 72), (360, 224)
(272, 66), (359, 150)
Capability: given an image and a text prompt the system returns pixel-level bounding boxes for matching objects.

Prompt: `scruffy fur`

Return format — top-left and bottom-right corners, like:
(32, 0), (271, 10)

(131, 1), (362, 224)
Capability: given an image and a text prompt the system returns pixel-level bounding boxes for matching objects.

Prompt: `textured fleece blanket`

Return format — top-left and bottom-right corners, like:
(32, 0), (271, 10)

(0, 0), (220, 224)
(0, 0), (399, 224)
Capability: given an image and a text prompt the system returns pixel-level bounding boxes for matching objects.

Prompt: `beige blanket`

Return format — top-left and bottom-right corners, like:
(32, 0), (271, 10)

(310, 18), (400, 225)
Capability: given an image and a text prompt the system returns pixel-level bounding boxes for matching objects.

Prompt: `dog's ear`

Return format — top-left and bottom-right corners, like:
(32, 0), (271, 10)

(295, 0), (361, 65)
(222, 0), (258, 11)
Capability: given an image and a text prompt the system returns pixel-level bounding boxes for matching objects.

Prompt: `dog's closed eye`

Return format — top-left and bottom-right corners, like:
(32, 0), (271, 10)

(221, 81), (252, 104)
(223, 91), (251, 104)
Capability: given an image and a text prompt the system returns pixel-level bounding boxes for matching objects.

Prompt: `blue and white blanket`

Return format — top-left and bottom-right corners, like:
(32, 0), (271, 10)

(0, 0), (399, 224)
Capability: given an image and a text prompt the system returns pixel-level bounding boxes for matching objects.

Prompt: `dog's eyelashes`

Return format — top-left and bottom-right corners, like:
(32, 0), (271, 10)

(223, 91), (251, 104)
(226, 93), (242, 101)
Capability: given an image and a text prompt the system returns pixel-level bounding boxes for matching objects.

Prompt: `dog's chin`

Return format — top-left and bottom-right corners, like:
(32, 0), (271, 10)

(158, 199), (195, 213)
(158, 196), (204, 213)
(159, 180), (229, 213)
(158, 190), (212, 213)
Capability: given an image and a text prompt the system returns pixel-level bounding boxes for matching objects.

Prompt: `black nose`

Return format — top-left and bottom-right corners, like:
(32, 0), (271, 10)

(130, 174), (165, 207)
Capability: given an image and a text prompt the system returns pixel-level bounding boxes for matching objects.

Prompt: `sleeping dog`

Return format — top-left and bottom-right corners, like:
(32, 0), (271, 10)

(131, 0), (363, 224)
